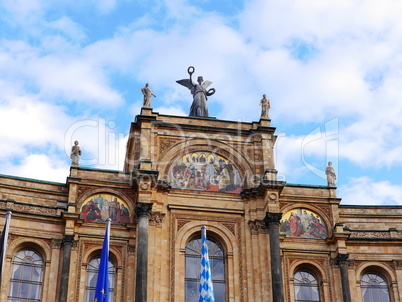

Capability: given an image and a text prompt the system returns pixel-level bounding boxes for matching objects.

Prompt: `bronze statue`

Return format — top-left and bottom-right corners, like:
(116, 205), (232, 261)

(176, 66), (215, 117)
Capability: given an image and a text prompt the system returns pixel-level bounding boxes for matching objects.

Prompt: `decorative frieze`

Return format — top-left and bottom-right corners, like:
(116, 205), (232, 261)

(350, 231), (391, 239)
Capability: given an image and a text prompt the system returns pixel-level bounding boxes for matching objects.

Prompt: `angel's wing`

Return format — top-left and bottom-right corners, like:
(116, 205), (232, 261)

(202, 80), (212, 89)
(176, 79), (194, 90)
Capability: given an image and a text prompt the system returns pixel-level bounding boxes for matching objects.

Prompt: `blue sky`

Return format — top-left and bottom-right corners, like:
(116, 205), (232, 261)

(1, 0), (402, 205)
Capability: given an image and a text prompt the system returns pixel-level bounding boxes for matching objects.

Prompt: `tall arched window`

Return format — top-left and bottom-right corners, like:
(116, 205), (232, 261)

(8, 249), (44, 302)
(185, 236), (226, 302)
(293, 270), (321, 302)
(361, 272), (390, 302)
(85, 257), (116, 302)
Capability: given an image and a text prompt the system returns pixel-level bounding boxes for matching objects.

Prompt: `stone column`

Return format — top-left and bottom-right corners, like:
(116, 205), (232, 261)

(58, 234), (74, 302)
(135, 202), (153, 302)
(264, 212), (284, 302)
(336, 254), (351, 302)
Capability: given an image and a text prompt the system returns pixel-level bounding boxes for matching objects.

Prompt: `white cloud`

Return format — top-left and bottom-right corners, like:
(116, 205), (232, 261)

(339, 177), (402, 205)
(1, 154), (69, 183)
(48, 17), (87, 41)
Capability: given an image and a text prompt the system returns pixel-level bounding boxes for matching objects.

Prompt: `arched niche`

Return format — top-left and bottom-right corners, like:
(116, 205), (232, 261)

(280, 208), (328, 239)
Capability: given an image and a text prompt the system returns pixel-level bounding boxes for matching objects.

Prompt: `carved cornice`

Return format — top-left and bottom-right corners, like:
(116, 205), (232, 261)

(264, 212), (283, 228)
(135, 202), (153, 218)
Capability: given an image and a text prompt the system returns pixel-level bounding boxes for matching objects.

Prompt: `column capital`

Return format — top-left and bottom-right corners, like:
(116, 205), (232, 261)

(335, 253), (350, 266)
(62, 234), (75, 246)
(264, 212), (283, 228)
(135, 202), (153, 218)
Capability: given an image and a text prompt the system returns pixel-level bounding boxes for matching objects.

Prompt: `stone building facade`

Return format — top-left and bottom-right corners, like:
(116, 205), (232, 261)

(1, 106), (402, 302)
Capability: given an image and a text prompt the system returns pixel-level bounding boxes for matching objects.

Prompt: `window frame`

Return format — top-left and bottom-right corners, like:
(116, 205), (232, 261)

(293, 269), (321, 302)
(184, 235), (227, 302)
(84, 256), (116, 302)
(360, 271), (391, 302)
(7, 248), (45, 302)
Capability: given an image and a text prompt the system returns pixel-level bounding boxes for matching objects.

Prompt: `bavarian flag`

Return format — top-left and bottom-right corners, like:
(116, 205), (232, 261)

(94, 218), (111, 302)
(198, 225), (215, 302)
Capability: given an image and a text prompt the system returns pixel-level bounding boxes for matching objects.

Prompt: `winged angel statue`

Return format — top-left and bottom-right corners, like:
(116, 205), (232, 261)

(176, 66), (216, 117)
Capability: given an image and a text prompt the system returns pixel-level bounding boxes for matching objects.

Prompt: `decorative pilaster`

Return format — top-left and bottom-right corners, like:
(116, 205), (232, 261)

(335, 253), (351, 302)
(58, 234), (75, 302)
(135, 202), (153, 302)
(264, 212), (284, 302)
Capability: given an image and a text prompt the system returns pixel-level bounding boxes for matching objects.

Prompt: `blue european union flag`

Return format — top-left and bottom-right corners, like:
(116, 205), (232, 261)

(94, 218), (111, 302)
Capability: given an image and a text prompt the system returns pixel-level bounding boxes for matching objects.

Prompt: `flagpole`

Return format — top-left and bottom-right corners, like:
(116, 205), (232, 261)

(0, 211), (12, 288)
(198, 225), (215, 302)
(94, 218), (111, 302)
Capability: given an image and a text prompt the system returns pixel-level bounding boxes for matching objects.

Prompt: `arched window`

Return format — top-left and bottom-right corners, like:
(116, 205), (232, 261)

(185, 236), (226, 302)
(8, 249), (44, 302)
(85, 257), (116, 302)
(361, 272), (390, 302)
(294, 270), (320, 302)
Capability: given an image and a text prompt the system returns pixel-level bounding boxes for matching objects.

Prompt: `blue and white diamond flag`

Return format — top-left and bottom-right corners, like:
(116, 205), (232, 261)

(198, 225), (215, 302)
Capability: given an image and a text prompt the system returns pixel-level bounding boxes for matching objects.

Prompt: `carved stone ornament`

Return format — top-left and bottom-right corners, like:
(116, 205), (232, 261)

(51, 239), (63, 249)
(135, 202), (153, 218)
(149, 211), (165, 227)
(249, 219), (268, 235)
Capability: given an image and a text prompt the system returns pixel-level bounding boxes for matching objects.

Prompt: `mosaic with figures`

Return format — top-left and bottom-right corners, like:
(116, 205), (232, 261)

(280, 208), (327, 239)
(80, 194), (131, 224)
(168, 152), (242, 193)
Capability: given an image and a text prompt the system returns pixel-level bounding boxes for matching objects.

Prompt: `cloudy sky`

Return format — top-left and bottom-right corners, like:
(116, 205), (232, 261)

(1, 0), (401, 205)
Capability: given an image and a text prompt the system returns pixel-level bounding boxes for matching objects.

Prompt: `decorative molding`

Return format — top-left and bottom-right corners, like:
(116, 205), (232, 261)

(222, 223), (236, 236)
(159, 138), (180, 158)
(128, 245), (136, 255)
(393, 260), (402, 270)
(177, 219), (191, 232)
(51, 239), (63, 249)
(0, 200), (58, 216)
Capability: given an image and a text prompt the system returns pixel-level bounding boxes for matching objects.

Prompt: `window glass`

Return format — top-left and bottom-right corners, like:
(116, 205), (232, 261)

(85, 257), (116, 302)
(294, 270), (320, 302)
(185, 237), (226, 302)
(8, 249), (44, 302)
(361, 272), (390, 302)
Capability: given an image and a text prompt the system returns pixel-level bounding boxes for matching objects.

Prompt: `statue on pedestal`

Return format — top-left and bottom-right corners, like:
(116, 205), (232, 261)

(141, 83), (156, 107)
(176, 66), (215, 117)
(70, 141), (81, 166)
(260, 94), (270, 119)
(325, 161), (336, 186)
